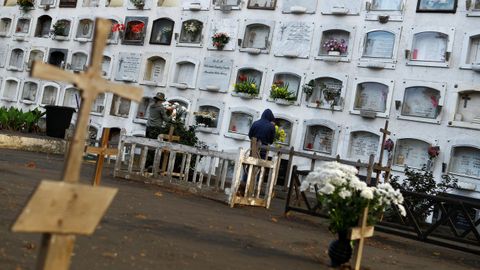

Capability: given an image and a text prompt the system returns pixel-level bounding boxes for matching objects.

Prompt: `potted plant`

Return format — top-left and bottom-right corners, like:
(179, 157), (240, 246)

(212, 32), (230, 50)
(323, 38), (348, 56)
(319, 82), (342, 110)
(233, 74), (259, 98)
(51, 21), (68, 38)
(269, 80), (296, 105)
(130, 0), (145, 9)
(17, 0), (34, 11)
(300, 161), (406, 267)
(194, 111), (217, 128)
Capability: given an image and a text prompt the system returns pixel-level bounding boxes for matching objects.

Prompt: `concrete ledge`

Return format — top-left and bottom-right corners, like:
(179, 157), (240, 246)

(0, 132), (67, 154)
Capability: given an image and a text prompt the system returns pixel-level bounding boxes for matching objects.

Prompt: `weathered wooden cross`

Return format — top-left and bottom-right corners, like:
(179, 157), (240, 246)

(159, 126), (180, 175)
(373, 120), (392, 185)
(350, 206), (374, 270)
(11, 18), (143, 270)
(85, 128), (118, 186)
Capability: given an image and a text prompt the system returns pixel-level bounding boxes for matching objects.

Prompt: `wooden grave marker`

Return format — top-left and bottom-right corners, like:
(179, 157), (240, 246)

(159, 126), (181, 176)
(351, 206), (374, 270)
(11, 18), (143, 270)
(85, 127), (118, 186)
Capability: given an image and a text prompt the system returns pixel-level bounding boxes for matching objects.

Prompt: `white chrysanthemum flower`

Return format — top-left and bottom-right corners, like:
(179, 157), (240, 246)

(360, 187), (374, 199)
(338, 189), (352, 199)
(398, 204), (407, 216)
(319, 183), (335, 195)
(300, 181), (310, 192)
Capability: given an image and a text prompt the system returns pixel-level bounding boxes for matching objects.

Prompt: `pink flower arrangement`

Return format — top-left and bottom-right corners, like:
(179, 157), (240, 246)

(323, 38), (348, 53)
(112, 23), (126, 33)
(212, 32), (230, 50)
(383, 139), (394, 152)
(428, 146), (440, 159)
(130, 22), (145, 34)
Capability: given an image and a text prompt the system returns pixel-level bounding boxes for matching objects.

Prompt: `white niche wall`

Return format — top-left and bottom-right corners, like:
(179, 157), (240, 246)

(224, 106), (259, 141)
(395, 80), (446, 124)
(34, 15), (52, 38)
(405, 27), (455, 68)
(140, 52), (170, 87)
(273, 21), (314, 59)
(115, 52), (142, 83)
(212, 0), (241, 10)
(13, 16), (32, 40)
(63, 86), (80, 109)
(350, 77), (394, 119)
(392, 137), (436, 171)
(181, 0), (209, 10)
(231, 65), (267, 99)
(170, 56), (199, 89)
(195, 98), (225, 134)
(358, 26), (402, 70)
(266, 69), (304, 106)
(107, 17), (121, 44)
(20, 80), (39, 104)
(460, 30), (480, 71)
(315, 25), (356, 62)
(207, 18), (238, 51)
(0, 16), (13, 37)
(301, 119), (341, 156)
(448, 85), (480, 130)
(320, 0), (362, 15)
(239, 19), (275, 55)
(1, 77), (20, 102)
(343, 126), (381, 163)
(365, 0), (405, 22)
(40, 82), (60, 106)
(304, 73), (348, 111)
(7, 47), (25, 71)
(68, 50), (89, 72)
(26, 47), (47, 71)
(445, 138), (480, 192)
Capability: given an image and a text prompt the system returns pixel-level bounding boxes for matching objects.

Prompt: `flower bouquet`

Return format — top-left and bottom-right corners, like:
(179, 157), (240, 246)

(274, 125), (286, 145)
(300, 161), (406, 266)
(130, 0), (145, 9)
(270, 80), (296, 103)
(212, 32), (230, 50)
(51, 21), (68, 37)
(194, 111), (217, 128)
(323, 38), (348, 56)
(163, 101), (188, 123)
(17, 0), (34, 11)
(183, 20), (202, 42)
(234, 74), (259, 97)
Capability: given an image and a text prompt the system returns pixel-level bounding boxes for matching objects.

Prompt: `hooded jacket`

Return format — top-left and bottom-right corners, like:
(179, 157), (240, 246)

(248, 109), (275, 145)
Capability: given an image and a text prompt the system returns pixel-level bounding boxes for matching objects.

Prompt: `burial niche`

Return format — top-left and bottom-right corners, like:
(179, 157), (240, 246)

(41, 84), (59, 105)
(371, 0), (402, 11)
(101, 55), (112, 77)
(70, 52), (88, 71)
(354, 82), (389, 113)
(91, 93), (105, 114)
(348, 131), (380, 161)
(169, 99), (189, 124)
(454, 91), (480, 124)
(196, 105), (220, 128)
(2, 79), (19, 101)
(401, 87), (441, 119)
(362, 30), (395, 59)
(410, 32), (448, 62)
(307, 77), (343, 110)
(39, 0), (55, 8)
(15, 18), (31, 35)
(59, 0), (78, 7)
(63, 87), (80, 108)
(0, 18), (12, 36)
(213, 0), (241, 9)
(466, 34), (480, 66)
(123, 17), (148, 45)
(319, 29), (350, 57)
(229, 112), (253, 135)
(173, 61), (196, 87)
(83, 0), (99, 6)
(450, 146), (480, 178)
(110, 94), (131, 117)
(21, 81), (38, 103)
(9, 48), (25, 70)
(304, 125), (334, 154)
(270, 73), (301, 102)
(242, 24), (270, 50)
(75, 19), (94, 40)
(247, 0), (276, 9)
(48, 49), (68, 69)
(150, 18), (174, 45)
(143, 56), (166, 84)
(136, 97), (152, 119)
(393, 139), (430, 168)
(34, 15), (52, 38)
(52, 19), (71, 39)
(179, 19), (203, 45)
(274, 118), (293, 145)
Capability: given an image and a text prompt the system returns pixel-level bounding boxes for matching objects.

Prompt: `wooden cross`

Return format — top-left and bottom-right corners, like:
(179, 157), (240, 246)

(461, 94), (471, 108)
(159, 126), (180, 175)
(351, 206), (374, 270)
(85, 128), (118, 186)
(11, 18), (143, 270)
(373, 121), (391, 185)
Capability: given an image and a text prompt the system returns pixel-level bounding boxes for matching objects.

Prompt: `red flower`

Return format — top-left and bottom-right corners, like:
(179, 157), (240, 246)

(383, 139), (394, 152)
(112, 23), (125, 32)
(273, 80), (284, 86)
(130, 22), (145, 34)
(238, 74), (247, 82)
(430, 96), (439, 108)
(428, 146), (440, 159)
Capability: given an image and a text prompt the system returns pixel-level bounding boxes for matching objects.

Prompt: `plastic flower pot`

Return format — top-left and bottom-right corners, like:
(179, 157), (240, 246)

(44, 105), (76, 139)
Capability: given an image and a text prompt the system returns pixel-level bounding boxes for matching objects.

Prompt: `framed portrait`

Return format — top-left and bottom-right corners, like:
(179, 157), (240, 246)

(416, 0), (457, 13)
(247, 0), (276, 10)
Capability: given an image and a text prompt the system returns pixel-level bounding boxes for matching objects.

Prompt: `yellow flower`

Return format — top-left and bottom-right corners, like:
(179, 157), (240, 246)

(251, 83), (256, 89)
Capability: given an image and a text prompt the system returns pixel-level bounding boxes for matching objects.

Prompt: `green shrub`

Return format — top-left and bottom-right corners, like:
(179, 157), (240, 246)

(0, 106), (45, 133)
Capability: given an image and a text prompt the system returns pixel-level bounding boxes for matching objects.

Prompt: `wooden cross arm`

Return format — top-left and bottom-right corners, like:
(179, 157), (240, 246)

(350, 226), (374, 240)
(97, 80), (143, 103)
(30, 62), (78, 85)
(90, 18), (111, 74)
(85, 146), (118, 156)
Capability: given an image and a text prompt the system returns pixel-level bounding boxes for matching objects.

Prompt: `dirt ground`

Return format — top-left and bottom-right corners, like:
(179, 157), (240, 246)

(0, 149), (479, 270)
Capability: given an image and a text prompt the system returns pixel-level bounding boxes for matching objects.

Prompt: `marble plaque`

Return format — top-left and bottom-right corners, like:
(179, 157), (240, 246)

(320, 0), (361, 15)
(229, 112), (253, 135)
(363, 31), (395, 59)
(402, 87), (440, 119)
(412, 32), (447, 62)
(355, 82), (388, 112)
(282, 0), (317, 13)
(208, 18), (238, 51)
(181, 0), (209, 9)
(198, 56), (233, 92)
(115, 52), (142, 82)
(451, 147), (480, 178)
(349, 132), (379, 161)
(394, 139), (429, 168)
(274, 21), (313, 58)
(305, 125), (333, 154)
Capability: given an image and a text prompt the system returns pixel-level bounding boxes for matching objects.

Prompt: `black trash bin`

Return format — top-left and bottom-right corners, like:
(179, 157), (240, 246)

(44, 105), (76, 139)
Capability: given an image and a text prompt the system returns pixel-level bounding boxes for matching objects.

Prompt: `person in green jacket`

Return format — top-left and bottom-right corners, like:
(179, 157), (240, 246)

(146, 92), (171, 140)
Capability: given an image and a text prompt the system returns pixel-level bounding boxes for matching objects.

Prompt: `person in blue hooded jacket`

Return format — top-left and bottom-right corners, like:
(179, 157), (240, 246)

(248, 109), (276, 158)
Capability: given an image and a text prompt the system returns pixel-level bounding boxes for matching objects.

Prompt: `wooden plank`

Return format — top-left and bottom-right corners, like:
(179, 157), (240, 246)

(265, 156), (279, 209)
(139, 146), (148, 174)
(184, 154), (192, 182)
(113, 137), (124, 177)
(256, 166), (265, 198)
(36, 235), (75, 270)
(350, 226), (374, 240)
(242, 156), (275, 168)
(152, 148), (161, 177)
(244, 163), (254, 197)
(12, 180), (117, 235)
(206, 156), (215, 187)
(229, 149), (245, 208)
(179, 153), (187, 181)
(167, 151), (176, 182)
(127, 144), (136, 174)
(220, 159), (229, 190)
(192, 155), (201, 183)
(214, 158), (223, 189)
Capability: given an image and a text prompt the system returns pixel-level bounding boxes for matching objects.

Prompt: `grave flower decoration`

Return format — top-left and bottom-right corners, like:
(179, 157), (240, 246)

(383, 139), (394, 152)
(323, 38), (348, 53)
(183, 20), (202, 35)
(163, 102), (187, 123)
(212, 32), (230, 50)
(427, 146), (440, 160)
(274, 125), (286, 145)
(130, 0), (145, 8)
(194, 111), (217, 128)
(234, 75), (258, 97)
(300, 161), (406, 234)
(270, 80), (296, 102)
(51, 21), (68, 37)
(112, 23), (126, 33)
(302, 80), (315, 97)
(130, 22), (145, 34)
(17, 0), (34, 11)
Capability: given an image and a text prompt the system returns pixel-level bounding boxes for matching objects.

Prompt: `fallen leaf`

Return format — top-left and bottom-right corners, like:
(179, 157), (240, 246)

(140, 252), (146, 257)
(154, 192), (163, 197)
(271, 217), (278, 223)
(102, 252), (118, 258)
(433, 252), (440, 256)
(135, 214), (147, 220)
(25, 162), (36, 169)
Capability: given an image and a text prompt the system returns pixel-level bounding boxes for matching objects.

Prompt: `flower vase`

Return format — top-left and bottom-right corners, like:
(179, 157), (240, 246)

(328, 51), (341, 56)
(328, 230), (352, 267)
(216, 44), (225, 50)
